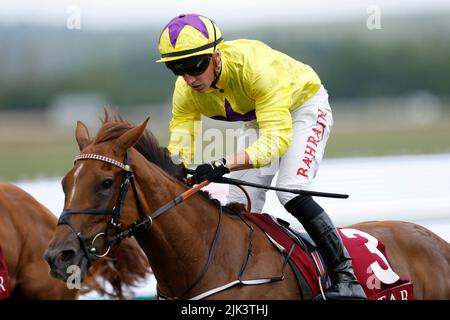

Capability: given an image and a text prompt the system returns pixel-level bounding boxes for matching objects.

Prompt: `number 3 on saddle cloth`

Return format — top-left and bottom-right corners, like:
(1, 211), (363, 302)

(245, 213), (414, 300)
(0, 245), (10, 299)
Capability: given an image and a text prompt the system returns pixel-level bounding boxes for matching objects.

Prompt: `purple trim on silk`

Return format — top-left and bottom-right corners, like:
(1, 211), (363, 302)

(211, 99), (256, 122)
(164, 14), (209, 48)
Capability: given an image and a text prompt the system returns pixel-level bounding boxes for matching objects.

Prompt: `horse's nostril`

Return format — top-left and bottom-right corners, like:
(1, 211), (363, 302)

(58, 249), (76, 264)
(45, 248), (77, 269)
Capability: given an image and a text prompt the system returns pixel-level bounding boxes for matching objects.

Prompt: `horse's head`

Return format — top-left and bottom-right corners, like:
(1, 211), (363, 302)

(45, 116), (150, 282)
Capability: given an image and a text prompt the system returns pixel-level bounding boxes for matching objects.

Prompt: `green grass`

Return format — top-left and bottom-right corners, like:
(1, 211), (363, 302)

(326, 125), (450, 158)
(0, 139), (78, 181)
(1, 124), (450, 182)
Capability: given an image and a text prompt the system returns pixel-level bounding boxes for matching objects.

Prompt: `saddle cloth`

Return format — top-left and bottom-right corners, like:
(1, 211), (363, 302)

(0, 245), (10, 299)
(245, 213), (414, 300)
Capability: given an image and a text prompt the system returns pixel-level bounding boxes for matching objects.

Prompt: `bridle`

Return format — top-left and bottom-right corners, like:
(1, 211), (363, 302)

(58, 151), (149, 263)
(58, 150), (287, 300)
(57, 150), (213, 266)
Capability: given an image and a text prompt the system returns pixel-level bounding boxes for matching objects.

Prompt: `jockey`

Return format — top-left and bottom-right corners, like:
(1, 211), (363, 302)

(157, 13), (366, 300)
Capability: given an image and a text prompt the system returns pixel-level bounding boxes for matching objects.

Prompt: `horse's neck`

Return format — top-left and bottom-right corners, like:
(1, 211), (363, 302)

(133, 160), (220, 297)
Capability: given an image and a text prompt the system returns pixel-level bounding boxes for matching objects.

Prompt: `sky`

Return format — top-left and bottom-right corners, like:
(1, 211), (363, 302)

(1, 0), (450, 30)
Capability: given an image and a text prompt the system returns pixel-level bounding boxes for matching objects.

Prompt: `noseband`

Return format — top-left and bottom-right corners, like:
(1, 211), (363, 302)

(58, 151), (148, 263)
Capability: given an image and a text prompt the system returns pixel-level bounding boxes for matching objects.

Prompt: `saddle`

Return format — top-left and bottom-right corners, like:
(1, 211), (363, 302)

(245, 213), (414, 300)
(0, 245), (10, 299)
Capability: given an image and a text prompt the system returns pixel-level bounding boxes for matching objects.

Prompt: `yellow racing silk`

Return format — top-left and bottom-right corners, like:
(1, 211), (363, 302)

(168, 39), (321, 167)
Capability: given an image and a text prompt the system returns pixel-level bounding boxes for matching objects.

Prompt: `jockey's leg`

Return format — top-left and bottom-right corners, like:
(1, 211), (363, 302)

(276, 86), (365, 299)
(228, 168), (273, 212)
(284, 195), (367, 299)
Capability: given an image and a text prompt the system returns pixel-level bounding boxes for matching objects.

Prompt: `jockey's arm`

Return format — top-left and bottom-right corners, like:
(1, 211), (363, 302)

(225, 149), (253, 171)
(168, 84), (202, 165)
(232, 58), (293, 170)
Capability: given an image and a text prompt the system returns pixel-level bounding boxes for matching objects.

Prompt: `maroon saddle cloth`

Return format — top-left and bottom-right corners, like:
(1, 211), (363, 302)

(0, 245), (10, 299)
(245, 213), (414, 300)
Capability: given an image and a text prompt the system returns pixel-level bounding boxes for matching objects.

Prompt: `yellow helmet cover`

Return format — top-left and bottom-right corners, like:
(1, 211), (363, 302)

(157, 14), (223, 62)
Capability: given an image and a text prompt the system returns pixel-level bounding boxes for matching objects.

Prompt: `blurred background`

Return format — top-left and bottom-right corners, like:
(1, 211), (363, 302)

(1, 0), (450, 298)
(1, 0), (450, 179)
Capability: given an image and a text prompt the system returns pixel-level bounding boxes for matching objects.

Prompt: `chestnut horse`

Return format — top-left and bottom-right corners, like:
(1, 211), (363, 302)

(45, 113), (450, 299)
(0, 183), (150, 299)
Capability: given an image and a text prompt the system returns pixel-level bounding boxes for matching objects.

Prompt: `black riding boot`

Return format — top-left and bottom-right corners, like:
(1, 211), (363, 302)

(285, 195), (367, 300)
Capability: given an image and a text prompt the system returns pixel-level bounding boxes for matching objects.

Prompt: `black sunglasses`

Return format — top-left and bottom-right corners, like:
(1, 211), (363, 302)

(167, 56), (211, 76)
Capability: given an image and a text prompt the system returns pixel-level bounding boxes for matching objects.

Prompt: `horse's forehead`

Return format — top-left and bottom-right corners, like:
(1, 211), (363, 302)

(84, 142), (116, 156)
(65, 145), (118, 180)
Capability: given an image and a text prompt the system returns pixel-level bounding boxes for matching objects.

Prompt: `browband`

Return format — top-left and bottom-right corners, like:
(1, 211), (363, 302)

(74, 153), (131, 172)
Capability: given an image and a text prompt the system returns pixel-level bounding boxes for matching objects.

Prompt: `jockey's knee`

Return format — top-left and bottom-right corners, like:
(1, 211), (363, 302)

(284, 195), (324, 221)
(276, 189), (293, 207)
(276, 185), (310, 207)
(276, 181), (312, 206)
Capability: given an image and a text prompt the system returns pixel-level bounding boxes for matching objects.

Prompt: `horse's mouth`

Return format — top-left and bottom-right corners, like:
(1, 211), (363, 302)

(49, 267), (68, 281)
(47, 252), (90, 284)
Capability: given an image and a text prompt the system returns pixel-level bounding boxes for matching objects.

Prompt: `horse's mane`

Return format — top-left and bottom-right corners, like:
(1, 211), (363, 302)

(96, 109), (242, 214)
(96, 109), (187, 180)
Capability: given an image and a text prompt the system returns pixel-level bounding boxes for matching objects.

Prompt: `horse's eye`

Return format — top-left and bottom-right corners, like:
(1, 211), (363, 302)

(101, 179), (113, 189)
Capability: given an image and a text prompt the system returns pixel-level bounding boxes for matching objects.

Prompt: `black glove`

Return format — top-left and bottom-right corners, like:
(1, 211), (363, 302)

(193, 158), (230, 182)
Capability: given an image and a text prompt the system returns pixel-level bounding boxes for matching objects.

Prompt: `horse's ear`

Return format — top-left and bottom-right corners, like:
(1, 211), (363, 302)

(114, 117), (149, 153)
(75, 121), (91, 151)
